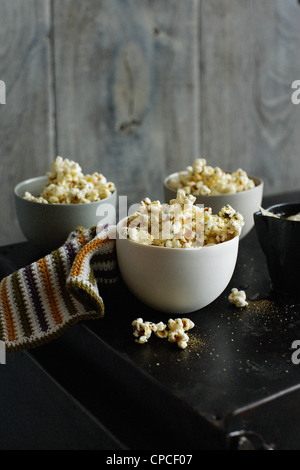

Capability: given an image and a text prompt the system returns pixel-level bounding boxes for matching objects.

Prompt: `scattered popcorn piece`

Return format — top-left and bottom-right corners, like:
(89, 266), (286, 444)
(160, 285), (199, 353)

(168, 318), (195, 332)
(168, 158), (255, 196)
(168, 329), (190, 350)
(181, 318), (195, 331)
(167, 318), (195, 349)
(132, 318), (154, 344)
(132, 317), (195, 350)
(23, 156), (115, 204)
(228, 288), (248, 308)
(123, 189), (244, 247)
(153, 321), (168, 339)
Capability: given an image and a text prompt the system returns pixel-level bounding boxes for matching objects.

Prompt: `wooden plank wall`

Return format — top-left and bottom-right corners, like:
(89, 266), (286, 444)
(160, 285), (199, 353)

(0, 0), (300, 246)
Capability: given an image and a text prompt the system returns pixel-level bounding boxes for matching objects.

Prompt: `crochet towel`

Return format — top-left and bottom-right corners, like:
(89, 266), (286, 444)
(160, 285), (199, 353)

(0, 224), (119, 352)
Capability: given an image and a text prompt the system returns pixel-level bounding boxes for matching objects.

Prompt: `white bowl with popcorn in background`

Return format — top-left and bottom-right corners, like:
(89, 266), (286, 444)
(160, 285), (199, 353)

(163, 159), (263, 239)
(116, 189), (242, 314)
(14, 157), (117, 253)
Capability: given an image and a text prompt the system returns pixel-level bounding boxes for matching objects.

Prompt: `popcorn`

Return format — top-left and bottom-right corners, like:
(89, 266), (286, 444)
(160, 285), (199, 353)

(132, 318), (169, 343)
(23, 156), (115, 204)
(132, 317), (195, 349)
(168, 329), (189, 349)
(204, 205), (244, 246)
(123, 189), (244, 247)
(228, 288), (248, 308)
(168, 158), (255, 196)
(167, 318), (195, 349)
(132, 318), (154, 344)
(152, 321), (168, 339)
(180, 318), (195, 331)
(23, 193), (48, 204)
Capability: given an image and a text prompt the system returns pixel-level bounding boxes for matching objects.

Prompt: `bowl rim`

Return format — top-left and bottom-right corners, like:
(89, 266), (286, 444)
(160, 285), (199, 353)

(116, 215), (239, 252)
(14, 175), (117, 207)
(163, 171), (263, 197)
(254, 202), (300, 221)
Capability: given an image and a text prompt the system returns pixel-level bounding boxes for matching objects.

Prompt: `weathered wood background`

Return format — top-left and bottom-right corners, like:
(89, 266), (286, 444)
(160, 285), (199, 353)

(0, 0), (300, 245)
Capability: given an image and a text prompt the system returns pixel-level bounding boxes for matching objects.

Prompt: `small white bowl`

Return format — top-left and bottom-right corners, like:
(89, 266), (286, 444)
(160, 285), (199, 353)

(163, 172), (263, 239)
(14, 176), (117, 252)
(116, 217), (239, 314)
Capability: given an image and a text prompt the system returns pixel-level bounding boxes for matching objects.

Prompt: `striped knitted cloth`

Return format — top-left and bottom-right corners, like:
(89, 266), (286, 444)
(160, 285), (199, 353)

(0, 224), (119, 352)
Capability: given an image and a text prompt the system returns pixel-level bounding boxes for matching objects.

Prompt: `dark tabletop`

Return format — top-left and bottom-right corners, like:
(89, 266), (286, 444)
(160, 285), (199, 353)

(1, 190), (300, 450)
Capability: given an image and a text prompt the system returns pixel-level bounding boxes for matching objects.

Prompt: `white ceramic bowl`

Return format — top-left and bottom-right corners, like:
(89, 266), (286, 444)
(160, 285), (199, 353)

(116, 217), (239, 314)
(14, 175), (117, 252)
(163, 172), (263, 239)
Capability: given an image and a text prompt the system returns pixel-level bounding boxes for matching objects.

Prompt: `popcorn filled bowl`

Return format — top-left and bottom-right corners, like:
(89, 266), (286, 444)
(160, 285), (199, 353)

(14, 157), (117, 253)
(164, 159), (263, 239)
(116, 190), (242, 314)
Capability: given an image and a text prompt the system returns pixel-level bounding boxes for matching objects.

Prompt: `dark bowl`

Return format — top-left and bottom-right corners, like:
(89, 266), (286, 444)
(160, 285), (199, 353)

(254, 202), (300, 296)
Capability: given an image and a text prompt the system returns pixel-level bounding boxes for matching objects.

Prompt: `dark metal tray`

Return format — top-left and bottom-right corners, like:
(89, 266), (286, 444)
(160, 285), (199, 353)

(1, 191), (300, 450)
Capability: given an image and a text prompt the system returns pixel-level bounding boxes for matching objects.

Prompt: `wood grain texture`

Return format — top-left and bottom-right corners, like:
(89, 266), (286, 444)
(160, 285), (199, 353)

(0, 0), (300, 247)
(52, 0), (200, 207)
(0, 0), (54, 245)
(200, 0), (300, 195)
